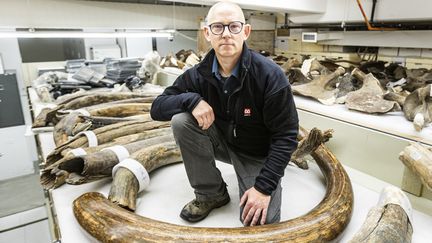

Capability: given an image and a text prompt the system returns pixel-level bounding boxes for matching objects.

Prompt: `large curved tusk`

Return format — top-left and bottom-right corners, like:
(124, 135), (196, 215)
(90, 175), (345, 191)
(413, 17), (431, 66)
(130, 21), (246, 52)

(46, 120), (170, 166)
(349, 186), (413, 243)
(73, 138), (353, 242)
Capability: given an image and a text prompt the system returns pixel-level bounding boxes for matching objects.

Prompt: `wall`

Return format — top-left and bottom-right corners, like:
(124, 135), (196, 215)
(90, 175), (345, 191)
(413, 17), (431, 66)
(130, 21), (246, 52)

(125, 36), (153, 59)
(18, 38), (69, 62)
(0, 0), (206, 180)
(317, 30), (432, 49)
(284, 0), (432, 49)
(156, 31), (197, 57)
(159, 0), (326, 14)
(289, 0), (432, 23)
(124, 29), (155, 59)
(83, 29), (118, 60)
(0, 38), (38, 179)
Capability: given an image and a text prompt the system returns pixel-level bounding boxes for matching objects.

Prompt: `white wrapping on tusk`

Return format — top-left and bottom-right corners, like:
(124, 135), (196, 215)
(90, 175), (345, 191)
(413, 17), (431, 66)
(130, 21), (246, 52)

(68, 147), (87, 157)
(102, 145), (130, 162)
(77, 131), (98, 147)
(377, 185), (413, 224)
(112, 158), (150, 193)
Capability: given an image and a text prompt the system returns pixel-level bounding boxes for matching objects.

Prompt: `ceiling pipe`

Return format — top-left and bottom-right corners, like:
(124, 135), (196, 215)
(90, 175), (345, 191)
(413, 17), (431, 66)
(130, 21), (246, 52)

(370, 0), (377, 23)
(355, 0), (398, 31)
(280, 22), (432, 31)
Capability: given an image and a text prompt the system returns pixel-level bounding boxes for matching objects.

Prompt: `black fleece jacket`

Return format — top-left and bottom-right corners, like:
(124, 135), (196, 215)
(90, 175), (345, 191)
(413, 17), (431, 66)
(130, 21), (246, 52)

(150, 44), (299, 195)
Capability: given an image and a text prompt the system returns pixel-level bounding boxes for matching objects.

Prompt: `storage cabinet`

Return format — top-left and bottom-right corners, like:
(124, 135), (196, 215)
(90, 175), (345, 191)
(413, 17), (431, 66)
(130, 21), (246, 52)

(0, 72), (24, 128)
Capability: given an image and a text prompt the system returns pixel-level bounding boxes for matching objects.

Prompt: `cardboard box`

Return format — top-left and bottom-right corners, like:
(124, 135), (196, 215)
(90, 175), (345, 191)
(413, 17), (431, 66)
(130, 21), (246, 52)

(287, 37), (301, 52)
(248, 13), (276, 30)
(406, 57), (432, 69)
(421, 49), (432, 58)
(247, 30), (275, 53)
(275, 37), (289, 51)
(398, 48), (421, 57)
(276, 28), (290, 37)
(156, 67), (182, 86)
(377, 55), (406, 66)
(378, 47), (398, 56)
(301, 42), (324, 52)
(328, 45), (357, 53)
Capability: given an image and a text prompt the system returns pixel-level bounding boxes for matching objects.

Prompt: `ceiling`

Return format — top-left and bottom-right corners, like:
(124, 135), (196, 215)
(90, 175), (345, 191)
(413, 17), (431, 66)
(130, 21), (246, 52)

(82, 0), (326, 13)
(83, 0), (203, 7)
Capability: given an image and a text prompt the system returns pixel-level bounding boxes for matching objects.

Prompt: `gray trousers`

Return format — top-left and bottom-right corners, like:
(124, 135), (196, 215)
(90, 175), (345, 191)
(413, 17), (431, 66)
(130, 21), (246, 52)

(171, 112), (281, 224)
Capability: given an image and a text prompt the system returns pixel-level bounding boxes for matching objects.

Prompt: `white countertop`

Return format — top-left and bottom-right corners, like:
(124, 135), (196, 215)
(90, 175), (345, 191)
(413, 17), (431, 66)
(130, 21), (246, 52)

(29, 87), (432, 242)
(49, 153), (432, 243)
(293, 95), (432, 146)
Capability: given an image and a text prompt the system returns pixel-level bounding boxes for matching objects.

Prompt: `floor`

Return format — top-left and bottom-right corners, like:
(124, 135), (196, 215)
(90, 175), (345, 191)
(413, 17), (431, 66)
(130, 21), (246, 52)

(0, 174), (44, 217)
(0, 174), (50, 243)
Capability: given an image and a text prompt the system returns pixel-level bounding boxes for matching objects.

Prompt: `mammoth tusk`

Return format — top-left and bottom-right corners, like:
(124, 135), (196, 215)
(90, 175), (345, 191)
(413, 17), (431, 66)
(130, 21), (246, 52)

(41, 128), (173, 189)
(62, 92), (155, 110)
(349, 186), (413, 243)
(399, 142), (432, 191)
(46, 120), (170, 166)
(72, 129), (353, 242)
(33, 92), (156, 127)
(290, 127), (333, 169)
(109, 141), (182, 211)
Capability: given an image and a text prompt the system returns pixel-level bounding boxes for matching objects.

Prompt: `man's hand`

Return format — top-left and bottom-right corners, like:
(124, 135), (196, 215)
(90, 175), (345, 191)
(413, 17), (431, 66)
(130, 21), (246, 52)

(239, 187), (271, 226)
(192, 100), (215, 130)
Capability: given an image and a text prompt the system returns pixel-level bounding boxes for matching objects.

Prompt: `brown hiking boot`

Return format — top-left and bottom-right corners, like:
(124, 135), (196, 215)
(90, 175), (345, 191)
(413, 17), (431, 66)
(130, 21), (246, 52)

(180, 191), (230, 222)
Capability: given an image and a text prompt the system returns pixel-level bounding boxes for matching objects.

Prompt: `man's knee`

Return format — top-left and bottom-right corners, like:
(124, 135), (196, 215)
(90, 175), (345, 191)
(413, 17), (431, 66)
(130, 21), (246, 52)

(171, 112), (195, 134)
(238, 184), (282, 226)
(266, 209), (281, 224)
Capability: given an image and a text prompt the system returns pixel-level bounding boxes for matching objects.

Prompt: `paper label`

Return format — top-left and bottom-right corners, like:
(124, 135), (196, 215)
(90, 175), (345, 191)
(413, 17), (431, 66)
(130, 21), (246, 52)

(410, 150), (422, 161)
(112, 158), (150, 192)
(102, 145), (130, 161)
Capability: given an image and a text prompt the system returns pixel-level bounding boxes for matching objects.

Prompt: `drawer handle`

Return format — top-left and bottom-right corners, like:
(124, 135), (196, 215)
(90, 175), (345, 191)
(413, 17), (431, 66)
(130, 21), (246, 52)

(0, 84), (4, 91)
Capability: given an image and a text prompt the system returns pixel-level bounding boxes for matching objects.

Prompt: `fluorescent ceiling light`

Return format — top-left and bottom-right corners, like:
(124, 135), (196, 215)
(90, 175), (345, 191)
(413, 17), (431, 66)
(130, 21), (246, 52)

(159, 0), (325, 13)
(0, 30), (175, 38)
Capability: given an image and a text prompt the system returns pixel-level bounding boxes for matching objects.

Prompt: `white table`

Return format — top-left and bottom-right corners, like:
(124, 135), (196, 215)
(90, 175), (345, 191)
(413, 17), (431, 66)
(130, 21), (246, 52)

(29, 88), (432, 242)
(294, 95), (432, 146)
(46, 148), (432, 243)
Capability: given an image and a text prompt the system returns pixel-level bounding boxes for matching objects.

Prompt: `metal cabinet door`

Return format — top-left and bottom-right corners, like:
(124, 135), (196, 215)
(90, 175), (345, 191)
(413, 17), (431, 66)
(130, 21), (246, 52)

(0, 73), (25, 128)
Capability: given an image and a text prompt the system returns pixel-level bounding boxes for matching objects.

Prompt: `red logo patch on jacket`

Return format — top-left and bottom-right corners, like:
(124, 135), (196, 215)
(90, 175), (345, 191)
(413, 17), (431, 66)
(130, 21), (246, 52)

(244, 108), (251, 117)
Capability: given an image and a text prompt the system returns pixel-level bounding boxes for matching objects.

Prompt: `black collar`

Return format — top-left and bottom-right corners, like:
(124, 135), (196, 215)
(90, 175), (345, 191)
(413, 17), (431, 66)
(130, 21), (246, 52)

(197, 42), (252, 79)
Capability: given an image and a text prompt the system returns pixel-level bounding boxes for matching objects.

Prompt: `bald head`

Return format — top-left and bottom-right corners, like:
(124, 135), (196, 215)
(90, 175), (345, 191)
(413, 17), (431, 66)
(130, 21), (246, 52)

(206, 1), (245, 24)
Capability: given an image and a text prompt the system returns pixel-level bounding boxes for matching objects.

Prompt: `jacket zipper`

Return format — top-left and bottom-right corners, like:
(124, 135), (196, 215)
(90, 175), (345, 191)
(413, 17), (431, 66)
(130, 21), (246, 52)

(227, 67), (248, 139)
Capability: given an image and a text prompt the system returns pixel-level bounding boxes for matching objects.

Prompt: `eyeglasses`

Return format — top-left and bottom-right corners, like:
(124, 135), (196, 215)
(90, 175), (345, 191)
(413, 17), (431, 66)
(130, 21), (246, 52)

(208, 21), (244, 35)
